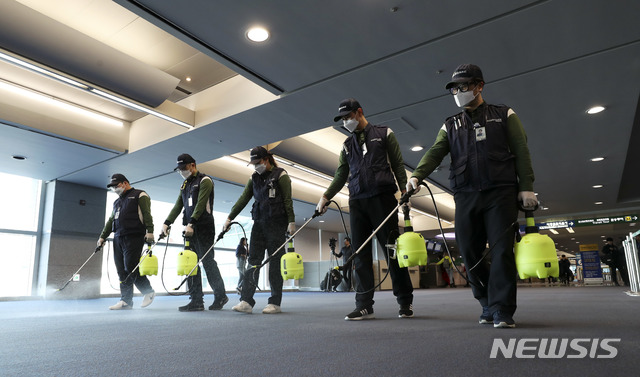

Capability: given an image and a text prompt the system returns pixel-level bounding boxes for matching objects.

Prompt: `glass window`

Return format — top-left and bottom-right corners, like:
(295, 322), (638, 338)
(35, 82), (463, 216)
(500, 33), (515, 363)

(0, 172), (41, 231)
(0, 172), (41, 297)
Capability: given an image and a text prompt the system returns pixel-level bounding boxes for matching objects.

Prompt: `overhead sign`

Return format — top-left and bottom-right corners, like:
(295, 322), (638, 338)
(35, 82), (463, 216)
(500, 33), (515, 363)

(579, 244), (599, 252)
(537, 215), (638, 230)
(575, 215), (638, 227)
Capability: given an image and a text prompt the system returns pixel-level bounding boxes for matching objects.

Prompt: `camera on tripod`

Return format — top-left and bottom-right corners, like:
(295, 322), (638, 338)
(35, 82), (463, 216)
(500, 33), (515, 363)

(329, 237), (337, 252)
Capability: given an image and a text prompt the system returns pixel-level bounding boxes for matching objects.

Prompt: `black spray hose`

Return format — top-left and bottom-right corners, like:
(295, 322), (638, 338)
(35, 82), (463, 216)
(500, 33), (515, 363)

(56, 243), (104, 292)
(104, 240), (120, 291)
(172, 225), (232, 291)
(160, 236), (187, 296)
(244, 212), (320, 289)
(416, 180), (524, 289)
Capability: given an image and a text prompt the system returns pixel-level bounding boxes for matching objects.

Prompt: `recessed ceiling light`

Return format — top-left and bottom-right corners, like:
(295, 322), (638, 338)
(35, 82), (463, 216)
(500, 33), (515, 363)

(595, 201), (603, 205)
(410, 146), (423, 152)
(319, 220), (325, 223)
(247, 27), (269, 42)
(12, 155), (27, 160)
(586, 106), (606, 114)
(590, 157), (605, 162)
(185, 76), (192, 82)
(592, 184), (603, 189)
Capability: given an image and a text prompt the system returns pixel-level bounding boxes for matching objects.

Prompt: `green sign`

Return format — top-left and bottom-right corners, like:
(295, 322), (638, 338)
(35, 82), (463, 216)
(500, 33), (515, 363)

(574, 215), (638, 227)
(538, 215), (638, 229)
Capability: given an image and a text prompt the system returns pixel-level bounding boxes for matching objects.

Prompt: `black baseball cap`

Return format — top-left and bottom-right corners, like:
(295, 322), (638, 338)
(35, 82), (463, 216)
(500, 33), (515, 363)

(249, 146), (269, 165)
(333, 98), (361, 122)
(107, 173), (128, 188)
(445, 64), (484, 89)
(175, 153), (196, 170)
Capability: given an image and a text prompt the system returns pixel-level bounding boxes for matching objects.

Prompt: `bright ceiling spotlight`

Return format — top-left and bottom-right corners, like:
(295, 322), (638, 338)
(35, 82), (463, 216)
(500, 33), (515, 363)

(410, 146), (424, 152)
(586, 106), (605, 114)
(590, 157), (605, 162)
(247, 27), (269, 42)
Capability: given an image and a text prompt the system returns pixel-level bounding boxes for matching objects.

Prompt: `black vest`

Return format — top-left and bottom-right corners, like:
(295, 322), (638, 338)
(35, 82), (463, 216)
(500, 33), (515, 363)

(343, 124), (397, 199)
(112, 188), (146, 237)
(251, 167), (286, 221)
(181, 172), (214, 225)
(445, 104), (517, 192)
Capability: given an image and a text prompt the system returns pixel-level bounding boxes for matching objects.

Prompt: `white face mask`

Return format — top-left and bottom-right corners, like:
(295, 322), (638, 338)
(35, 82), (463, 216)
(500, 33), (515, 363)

(342, 118), (359, 133)
(254, 163), (267, 175)
(179, 169), (192, 179)
(454, 89), (478, 108)
(112, 187), (125, 196)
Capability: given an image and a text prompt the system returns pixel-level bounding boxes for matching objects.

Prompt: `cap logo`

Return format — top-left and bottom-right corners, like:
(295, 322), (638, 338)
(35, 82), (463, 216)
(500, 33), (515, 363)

(453, 69), (468, 77)
(339, 105), (348, 111)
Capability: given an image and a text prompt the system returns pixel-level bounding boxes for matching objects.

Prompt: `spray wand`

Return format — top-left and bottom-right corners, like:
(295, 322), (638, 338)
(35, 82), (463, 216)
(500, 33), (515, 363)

(56, 244), (104, 292)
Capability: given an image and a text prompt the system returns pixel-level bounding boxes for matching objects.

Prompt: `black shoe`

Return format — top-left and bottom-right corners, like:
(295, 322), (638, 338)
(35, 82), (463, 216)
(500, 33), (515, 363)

(398, 304), (414, 318)
(493, 310), (516, 328)
(479, 306), (492, 324)
(209, 296), (229, 310)
(179, 301), (204, 312)
(345, 307), (375, 321)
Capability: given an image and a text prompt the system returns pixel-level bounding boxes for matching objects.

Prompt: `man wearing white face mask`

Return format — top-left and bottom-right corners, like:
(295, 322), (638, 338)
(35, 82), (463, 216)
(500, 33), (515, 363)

(224, 146), (295, 314)
(163, 154), (228, 312)
(407, 64), (536, 328)
(316, 99), (413, 321)
(98, 174), (156, 310)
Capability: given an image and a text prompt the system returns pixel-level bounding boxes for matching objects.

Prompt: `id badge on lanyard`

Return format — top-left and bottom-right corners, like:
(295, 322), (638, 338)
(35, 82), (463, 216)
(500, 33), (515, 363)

(474, 123), (486, 142)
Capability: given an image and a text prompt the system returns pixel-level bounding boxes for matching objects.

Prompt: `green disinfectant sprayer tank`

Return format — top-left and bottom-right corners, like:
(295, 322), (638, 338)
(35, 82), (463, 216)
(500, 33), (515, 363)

(139, 244), (158, 276)
(281, 236), (304, 280)
(177, 239), (198, 276)
(396, 204), (428, 268)
(514, 205), (559, 279)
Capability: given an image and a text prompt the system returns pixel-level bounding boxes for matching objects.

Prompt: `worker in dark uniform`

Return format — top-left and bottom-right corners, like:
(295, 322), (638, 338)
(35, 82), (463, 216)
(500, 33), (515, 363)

(224, 146), (295, 314)
(98, 174), (155, 310)
(162, 154), (228, 312)
(407, 64), (537, 328)
(332, 237), (353, 291)
(316, 98), (413, 321)
(601, 237), (629, 286)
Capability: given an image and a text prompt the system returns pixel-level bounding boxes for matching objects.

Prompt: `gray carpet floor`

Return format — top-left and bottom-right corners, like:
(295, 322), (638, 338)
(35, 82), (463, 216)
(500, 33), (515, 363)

(1, 286), (638, 376)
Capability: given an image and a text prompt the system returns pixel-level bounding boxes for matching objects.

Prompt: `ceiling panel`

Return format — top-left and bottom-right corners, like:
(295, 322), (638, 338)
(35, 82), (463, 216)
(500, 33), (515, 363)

(0, 123), (121, 181)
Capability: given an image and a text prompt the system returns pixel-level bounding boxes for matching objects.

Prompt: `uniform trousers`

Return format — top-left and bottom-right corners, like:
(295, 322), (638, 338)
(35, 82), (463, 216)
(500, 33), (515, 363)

(349, 192), (413, 310)
(187, 222), (226, 303)
(113, 233), (153, 306)
(454, 185), (518, 316)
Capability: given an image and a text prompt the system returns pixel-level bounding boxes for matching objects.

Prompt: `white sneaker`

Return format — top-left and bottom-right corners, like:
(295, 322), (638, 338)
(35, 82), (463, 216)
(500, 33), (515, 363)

(232, 300), (253, 313)
(141, 291), (155, 308)
(262, 304), (281, 314)
(109, 300), (132, 310)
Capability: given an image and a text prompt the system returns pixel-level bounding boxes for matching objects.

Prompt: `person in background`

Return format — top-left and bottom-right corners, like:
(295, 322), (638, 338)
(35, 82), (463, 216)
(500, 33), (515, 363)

(316, 98), (413, 321)
(435, 254), (459, 288)
(601, 237), (629, 286)
(224, 146), (296, 314)
(407, 64), (537, 328)
(162, 154), (228, 312)
(332, 237), (353, 291)
(558, 254), (572, 286)
(98, 174), (155, 310)
(236, 237), (248, 294)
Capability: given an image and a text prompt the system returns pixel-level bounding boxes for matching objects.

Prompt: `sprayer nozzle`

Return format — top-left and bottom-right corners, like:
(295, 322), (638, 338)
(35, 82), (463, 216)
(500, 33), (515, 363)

(400, 189), (415, 204)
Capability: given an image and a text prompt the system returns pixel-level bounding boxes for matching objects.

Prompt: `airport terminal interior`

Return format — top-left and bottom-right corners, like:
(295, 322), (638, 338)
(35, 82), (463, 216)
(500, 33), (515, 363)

(1, 1), (639, 376)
